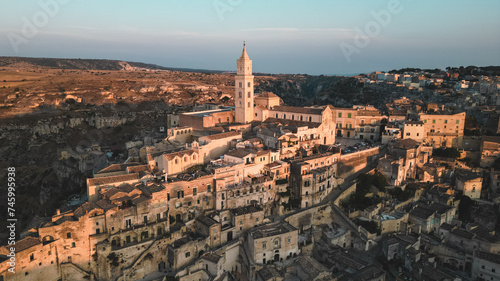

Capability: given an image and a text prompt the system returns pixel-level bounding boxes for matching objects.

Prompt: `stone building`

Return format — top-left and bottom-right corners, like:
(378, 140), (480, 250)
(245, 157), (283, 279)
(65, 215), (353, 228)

(378, 139), (431, 186)
(480, 136), (500, 168)
(402, 120), (425, 142)
(245, 222), (299, 268)
(455, 170), (483, 199)
(290, 152), (340, 208)
(419, 111), (466, 147)
(471, 251), (500, 281)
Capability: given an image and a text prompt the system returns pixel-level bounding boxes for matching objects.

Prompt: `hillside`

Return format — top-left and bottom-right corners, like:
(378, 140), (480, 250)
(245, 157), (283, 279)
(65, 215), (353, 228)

(0, 56), (227, 73)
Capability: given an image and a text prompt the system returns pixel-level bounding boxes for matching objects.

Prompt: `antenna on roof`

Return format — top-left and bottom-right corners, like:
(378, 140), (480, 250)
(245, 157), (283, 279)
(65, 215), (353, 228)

(243, 41), (246, 47)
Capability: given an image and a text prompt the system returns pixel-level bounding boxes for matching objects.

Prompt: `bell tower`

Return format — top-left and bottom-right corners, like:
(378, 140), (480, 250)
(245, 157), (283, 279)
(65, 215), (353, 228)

(235, 42), (254, 124)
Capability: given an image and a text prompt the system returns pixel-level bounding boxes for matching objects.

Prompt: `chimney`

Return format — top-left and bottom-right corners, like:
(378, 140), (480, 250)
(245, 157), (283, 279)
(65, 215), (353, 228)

(441, 104), (445, 110)
(56, 209), (60, 215)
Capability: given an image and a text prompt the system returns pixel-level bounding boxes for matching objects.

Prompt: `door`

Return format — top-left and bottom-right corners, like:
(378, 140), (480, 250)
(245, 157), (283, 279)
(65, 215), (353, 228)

(227, 231), (233, 241)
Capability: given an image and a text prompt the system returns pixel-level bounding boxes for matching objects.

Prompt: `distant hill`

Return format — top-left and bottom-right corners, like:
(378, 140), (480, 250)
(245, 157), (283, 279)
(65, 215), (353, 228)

(0, 56), (227, 73)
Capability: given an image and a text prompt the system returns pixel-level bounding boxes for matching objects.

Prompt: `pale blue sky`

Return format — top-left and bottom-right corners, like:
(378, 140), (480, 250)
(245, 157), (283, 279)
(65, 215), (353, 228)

(1, 0), (499, 74)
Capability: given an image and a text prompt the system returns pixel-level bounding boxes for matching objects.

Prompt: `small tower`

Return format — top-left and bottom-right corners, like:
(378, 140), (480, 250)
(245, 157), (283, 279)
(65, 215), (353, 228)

(235, 42), (254, 124)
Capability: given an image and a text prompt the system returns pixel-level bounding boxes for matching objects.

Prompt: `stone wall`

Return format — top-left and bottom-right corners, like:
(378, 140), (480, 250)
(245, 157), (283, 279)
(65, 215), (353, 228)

(285, 204), (333, 232)
(338, 147), (380, 178)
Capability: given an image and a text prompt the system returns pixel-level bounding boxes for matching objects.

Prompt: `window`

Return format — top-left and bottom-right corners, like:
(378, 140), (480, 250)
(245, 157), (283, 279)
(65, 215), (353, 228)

(96, 229), (100, 234)
(67, 232), (71, 238)
(256, 217), (259, 222)
(213, 228), (217, 234)
(248, 102), (251, 108)
(338, 112), (342, 118)
(424, 119), (427, 123)
(456, 120), (460, 124)
(207, 185), (211, 192)
(185, 252), (190, 258)
(126, 219), (132, 228)
(263, 242), (266, 249)
(274, 240), (279, 247)
(432, 119), (436, 123)
(248, 82), (251, 87)
(239, 221), (243, 225)
(193, 188), (197, 196)
(248, 92), (251, 98)
(30, 254), (34, 261)
(239, 92), (242, 98)
(444, 120), (448, 124)
(239, 82), (242, 88)
(406, 133), (410, 136)
(287, 237), (291, 243)
(71, 242), (76, 248)
(348, 113), (352, 118)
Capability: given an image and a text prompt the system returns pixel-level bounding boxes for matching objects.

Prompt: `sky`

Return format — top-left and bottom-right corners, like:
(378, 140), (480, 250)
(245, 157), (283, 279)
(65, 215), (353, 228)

(1, 0), (499, 75)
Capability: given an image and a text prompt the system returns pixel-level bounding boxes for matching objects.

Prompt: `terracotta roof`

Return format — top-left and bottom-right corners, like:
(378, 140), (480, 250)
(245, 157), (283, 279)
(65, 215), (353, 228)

(131, 195), (150, 205)
(127, 165), (150, 173)
(255, 105), (268, 111)
(262, 118), (321, 128)
(164, 150), (197, 161)
(272, 106), (323, 115)
(204, 130), (241, 141)
(11, 237), (41, 252)
(392, 139), (420, 149)
(226, 148), (257, 158)
(257, 92), (280, 99)
(95, 199), (117, 211)
(74, 202), (102, 218)
(96, 164), (127, 174)
(256, 150), (270, 156)
(88, 173), (139, 186)
(264, 162), (281, 169)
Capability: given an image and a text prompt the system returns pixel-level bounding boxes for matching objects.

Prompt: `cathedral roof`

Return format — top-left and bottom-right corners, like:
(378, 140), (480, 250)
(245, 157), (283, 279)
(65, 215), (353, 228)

(257, 92), (280, 99)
